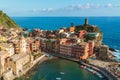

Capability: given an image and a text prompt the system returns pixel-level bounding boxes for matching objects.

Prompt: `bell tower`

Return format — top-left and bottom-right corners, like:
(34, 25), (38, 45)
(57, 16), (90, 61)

(20, 35), (27, 53)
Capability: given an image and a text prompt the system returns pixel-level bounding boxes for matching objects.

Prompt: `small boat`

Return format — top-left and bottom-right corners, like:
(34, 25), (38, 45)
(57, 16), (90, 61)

(96, 72), (104, 78)
(56, 77), (62, 80)
(86, 67), (94, 73)
(60, 72), (65, 75)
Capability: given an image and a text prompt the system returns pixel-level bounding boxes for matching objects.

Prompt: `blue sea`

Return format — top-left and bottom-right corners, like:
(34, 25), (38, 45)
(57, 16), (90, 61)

(12, 17), (120, 59)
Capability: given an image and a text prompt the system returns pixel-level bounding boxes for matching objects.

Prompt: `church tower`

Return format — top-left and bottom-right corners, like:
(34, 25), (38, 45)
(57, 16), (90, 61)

(20, 35), (27, 53)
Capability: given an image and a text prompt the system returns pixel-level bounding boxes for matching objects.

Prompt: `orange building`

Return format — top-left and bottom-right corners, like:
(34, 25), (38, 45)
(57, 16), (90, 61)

(70, 27), (75, 32)
(79, 42), (89, 59)
(72, 42), (89, 60)
(27, 38), (40, 52)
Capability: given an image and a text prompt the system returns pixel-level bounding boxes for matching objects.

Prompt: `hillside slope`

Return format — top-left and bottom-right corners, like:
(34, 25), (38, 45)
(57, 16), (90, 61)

(0, 10), (19, 29)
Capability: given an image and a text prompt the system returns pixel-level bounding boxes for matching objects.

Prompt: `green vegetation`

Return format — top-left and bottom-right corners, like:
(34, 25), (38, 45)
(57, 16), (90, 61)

(0, 10), (19, 29)
(75, 24), (103, 41)
(75, 25), (101, 33)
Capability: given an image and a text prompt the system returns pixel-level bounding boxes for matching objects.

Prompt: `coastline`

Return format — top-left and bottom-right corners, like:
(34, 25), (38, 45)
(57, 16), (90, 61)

(13, 54), (48, 80)
(14, 53), (119, 80)
(49, 53), (118, 80)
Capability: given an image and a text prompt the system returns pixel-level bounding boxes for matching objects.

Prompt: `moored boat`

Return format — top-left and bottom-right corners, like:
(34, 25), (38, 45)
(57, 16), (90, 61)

(56, 77), (62, 80)
(60, 72), (65, 75)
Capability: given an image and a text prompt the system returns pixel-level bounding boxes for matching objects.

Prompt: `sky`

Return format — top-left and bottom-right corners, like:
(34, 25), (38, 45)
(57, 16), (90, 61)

(0, 0), (120, 16)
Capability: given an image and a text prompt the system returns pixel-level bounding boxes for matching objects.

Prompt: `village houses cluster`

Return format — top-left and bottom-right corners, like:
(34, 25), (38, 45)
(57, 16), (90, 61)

(0, 18), (110, 79)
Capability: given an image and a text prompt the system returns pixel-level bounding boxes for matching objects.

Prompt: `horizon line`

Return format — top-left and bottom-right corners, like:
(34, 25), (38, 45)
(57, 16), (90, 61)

(10, 16), (120, 17)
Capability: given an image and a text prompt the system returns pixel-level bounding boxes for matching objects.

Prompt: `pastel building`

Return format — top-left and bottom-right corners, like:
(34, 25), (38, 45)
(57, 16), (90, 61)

(88, 41), (95, 56)
(0, 36), (7, 43)
(79, 30), (87, 39)
(0, 51), (9, 75)
(60, 44), (73, 56)
(78, 42), (89, 59)
(20, 35), (27, 54)
(14, 35), (27, 54)
(72, 42), (89, 59)
(59, 38), (89, 60)
(69, 26), (75, 32)
(5, 53), (30, 76)
(40, 39), (47, 52)
(27, 38), (40, 52)
(59, 38), (73, 56)
(52, 40), (60, 53)
(0, 43), (14, 56)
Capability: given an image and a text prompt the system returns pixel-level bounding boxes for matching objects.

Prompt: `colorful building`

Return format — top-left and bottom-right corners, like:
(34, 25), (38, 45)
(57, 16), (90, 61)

(0, 36), (7, 43)
(14, 35), (27, 54)
(79, 30), (87, 39)
(70, 26), (75, 32)
(60, 44), (73, 56)
(0, 43), (14, 56)
(72, 42), (89, 59)
(0, 51), (9, 75)
(40, 39), (47, 52)
(78, 42), (89, 59)
(5, 53), (30, 76)
(88, 41), (95, 56)
(59, 38), (74, 56)
(20, 35), (27, 54)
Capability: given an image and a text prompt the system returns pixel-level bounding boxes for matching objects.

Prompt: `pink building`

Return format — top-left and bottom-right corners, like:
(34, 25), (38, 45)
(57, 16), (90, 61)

(88, 41), (94, 56)
(27, 38), (40, 52)
(79, 30), (87, 39)
(60, 44), (73, 56)
(59, 38), (74, 56)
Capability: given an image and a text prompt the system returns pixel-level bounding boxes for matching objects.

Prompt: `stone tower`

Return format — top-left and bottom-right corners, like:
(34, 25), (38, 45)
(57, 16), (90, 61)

(84, 18), (88, 26)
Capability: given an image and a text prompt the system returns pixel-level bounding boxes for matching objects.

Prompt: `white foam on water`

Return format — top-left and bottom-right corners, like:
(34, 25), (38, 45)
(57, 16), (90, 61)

(112, 49), (120, 62)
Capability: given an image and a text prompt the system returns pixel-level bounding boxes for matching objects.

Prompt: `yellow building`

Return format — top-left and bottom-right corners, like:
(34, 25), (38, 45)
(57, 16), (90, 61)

(5, 53), (30, 76)
(0, 43), (14, 56)
(0, 51), (9, 75)
(0, 36), (7, 43)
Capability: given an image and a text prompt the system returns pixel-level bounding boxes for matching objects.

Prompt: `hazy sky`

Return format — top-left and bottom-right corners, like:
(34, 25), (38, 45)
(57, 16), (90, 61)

(0, 0), (120, 16)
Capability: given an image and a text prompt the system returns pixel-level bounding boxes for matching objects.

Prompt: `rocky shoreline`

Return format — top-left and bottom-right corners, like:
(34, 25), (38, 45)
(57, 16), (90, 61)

(89, 59), (120, 80)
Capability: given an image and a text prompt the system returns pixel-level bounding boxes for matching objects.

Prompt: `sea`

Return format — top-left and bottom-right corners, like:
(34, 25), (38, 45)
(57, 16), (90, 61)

(12, 17), (120, 80)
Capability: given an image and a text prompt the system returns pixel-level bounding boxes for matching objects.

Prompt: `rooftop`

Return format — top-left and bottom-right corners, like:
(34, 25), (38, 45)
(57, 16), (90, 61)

(79, 42), (87, 46)
(11, 53), (29, 62)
